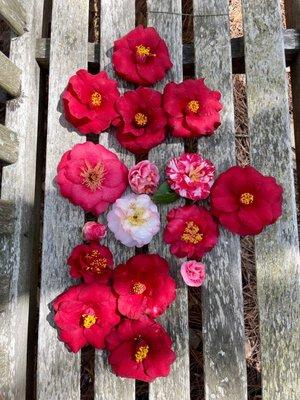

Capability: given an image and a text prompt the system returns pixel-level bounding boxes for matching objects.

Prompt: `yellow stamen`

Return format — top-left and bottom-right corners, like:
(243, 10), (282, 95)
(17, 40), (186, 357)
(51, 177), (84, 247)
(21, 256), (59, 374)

(134, 112), (148, 127)
(181, 221), (203, 244)
(132, 282), (146, 295)
(84, 250), (107, 274)
(127, 204), (146, 226)
(189, 166), (203, 182)
(135, 345), (149, 363)
(240, 192), (254, 205)
(91, 91), (102, 107)
(80, 162), (106, 192)
(188, 100), (200, 113)
(82, 314), (97, 329)
(136, 45), (155, 58)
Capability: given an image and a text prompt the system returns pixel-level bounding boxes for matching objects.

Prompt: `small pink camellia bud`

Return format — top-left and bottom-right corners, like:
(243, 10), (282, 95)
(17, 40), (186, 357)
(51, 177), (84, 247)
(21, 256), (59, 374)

(82, 221), (107, 242)
(128, 160), (160, 195)
(180, 260), (206, 287)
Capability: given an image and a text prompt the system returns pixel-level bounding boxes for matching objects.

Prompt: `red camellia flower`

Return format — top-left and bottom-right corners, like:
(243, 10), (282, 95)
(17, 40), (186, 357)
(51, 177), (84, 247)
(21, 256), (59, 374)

(163, 79), (222, 138)
(113, 87), (167, 154)
(56, 142), (128, 215)
(62, 69), (120, 134)
(112, 25), (172, 86)
(210, 166), (283, 235)
(106, 317), (176, 382)
(113, 254), (176, 319)
(67, 243), (114, 284)
(163, 205), (219, 259)
(53, 283), (120, 352)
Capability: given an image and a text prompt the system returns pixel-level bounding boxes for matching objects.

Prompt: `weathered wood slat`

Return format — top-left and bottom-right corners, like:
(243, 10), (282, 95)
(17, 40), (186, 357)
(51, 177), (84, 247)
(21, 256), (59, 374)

(0, 51), (21, 97)
(0, 123), (18, 164)
(0, 199), (15, 234)
(242, 1), (300, 399)
(36, 1), (89, 399)
(0, 0), (44, 398)
(94, 1), (136, 398)
(193, 1), (247, 399)
(147, 2), (190, 400)
(0, 0), (27, 35)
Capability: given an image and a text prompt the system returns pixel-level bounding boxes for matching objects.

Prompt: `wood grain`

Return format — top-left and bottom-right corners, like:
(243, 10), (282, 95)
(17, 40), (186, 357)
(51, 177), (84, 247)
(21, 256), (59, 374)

(242, 1), (300, 399)
(0, 123), (18, 164)
(36, 1), (89, 399)
(147, 2), (190, 400)
(0, 51), (21, 97)
(0, 0), (27, 35)
(193, 1), (247, 399)
(0, 0), (43, 398)
(0, 199), (15, 234)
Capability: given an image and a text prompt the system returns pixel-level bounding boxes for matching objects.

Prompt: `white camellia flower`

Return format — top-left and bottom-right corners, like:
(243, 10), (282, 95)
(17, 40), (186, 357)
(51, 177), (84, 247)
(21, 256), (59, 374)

(107, 193), (160, 247)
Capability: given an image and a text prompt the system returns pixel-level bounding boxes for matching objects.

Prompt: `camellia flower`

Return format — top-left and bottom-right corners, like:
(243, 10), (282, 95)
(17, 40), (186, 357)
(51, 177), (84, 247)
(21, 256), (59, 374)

(62, 69), (120, 134)
(163, 205), (219, 259)
(53, 282), (120, 352)
(113, 254), (176, 319)
(106, 317), (176, 382)
(163, 79), (222, 138)
(82, 221), (107, 242)
(113, 87), (167, 154)
(181, 260), (206, 287)
(56, 142), (128, 215)
(112, 25), (172, 86)
(210, 165), (283, 235)
(166, 153), (215, 200)
(107, 194), (160, 247)
(67, 243), (114, 284)
(128, 160), (160, 194)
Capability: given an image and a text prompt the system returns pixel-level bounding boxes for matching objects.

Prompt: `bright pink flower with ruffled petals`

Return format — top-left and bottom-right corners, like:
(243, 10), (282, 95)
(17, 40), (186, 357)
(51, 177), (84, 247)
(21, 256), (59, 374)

(128, 161), (160, 194)
(181, 261), (206, 287)
(166, 153), (215, 200)
(53, 283), (120, 352)
(106, 317), (176, 382)
(56, 142), (128, 215)
(82, 221), (107, 242)
(62, 69), (120, 134)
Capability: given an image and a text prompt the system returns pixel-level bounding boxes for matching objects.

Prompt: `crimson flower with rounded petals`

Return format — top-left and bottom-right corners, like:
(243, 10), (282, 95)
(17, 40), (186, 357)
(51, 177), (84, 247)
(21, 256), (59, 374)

(67, 243), (114, 284)
(113, 25), (172, 86)
(113, 254), (176, 319)
(164, 205), (219, 259)
(56, 142), (128, 215)
(106, 317), (176, 382)
(53, 283), (120, 352)
(163, 79), (222, 138)
(82, 221), (107, 242)
(113, 87), (167, 154)
(62, 69), (120, 134)
(210, 166), (283, 236)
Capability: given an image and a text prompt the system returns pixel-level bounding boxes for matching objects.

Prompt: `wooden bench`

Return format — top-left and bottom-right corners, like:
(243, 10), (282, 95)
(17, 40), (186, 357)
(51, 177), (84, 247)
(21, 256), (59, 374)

(0, 0), (299, 399)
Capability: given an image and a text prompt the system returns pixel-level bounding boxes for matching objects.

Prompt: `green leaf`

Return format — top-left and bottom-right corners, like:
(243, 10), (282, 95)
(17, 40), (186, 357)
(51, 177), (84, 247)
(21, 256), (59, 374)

(152, 181), (179, 204)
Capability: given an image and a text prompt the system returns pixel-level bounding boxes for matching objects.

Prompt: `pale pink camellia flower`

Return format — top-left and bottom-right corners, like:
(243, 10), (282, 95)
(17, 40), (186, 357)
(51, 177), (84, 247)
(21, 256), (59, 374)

(82, 221), (107, 242)
(166, 153), (215, 201)
(180, 260), (206, 287)
(107, 194), (160, 247)
(128, 160), (160, 195)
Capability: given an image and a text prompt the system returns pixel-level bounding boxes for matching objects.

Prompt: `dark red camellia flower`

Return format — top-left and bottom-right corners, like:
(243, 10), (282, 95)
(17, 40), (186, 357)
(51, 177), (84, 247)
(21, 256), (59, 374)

(112, 25), (172, 86)
(113, 87), (167, 154)
(62, 69), (120, 134)
(113, 254), (176, 319)
(163, 79), (222, 138)
(53, 283), (120, 352)
(106, 317), (176, 382)
(210, 166), (283, 236)
(163, 205), (219, 259)
(67, 243), (114, 284)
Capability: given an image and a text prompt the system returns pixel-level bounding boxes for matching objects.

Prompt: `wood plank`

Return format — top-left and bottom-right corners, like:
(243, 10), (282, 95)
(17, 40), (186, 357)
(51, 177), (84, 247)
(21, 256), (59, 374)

(0, 0), (44, 398)
(242, 1), (300, 399)
(36, 1), (89, 399)
(0, 0), (27, 35)
(0, 199), (15, 234)
(146, 2), (189, 400)
(0, 123), (18, 164)
(94, 1), (136, 399)
(0, 51), (21, 97)
(193, 1), (247, 399)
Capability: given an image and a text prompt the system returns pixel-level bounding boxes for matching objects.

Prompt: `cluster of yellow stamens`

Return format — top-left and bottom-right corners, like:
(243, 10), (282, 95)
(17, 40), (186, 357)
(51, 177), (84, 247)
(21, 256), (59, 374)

(84, 250), (107, 274)
(134, 112), (148, 126)
(136, 45), (155, 58)
(187, 100), (200, 113)
(127, 204), (146, 226)
(135, 345), (149, 363)
(81, 314), (97, 329)
(181, 221), (204, 244)
(90, 91), (102, 107)
(240, 192), (254, 205)
(80, 162), (106, 192)
(132, 282), (146, 295)
(189, 166), (203, 182)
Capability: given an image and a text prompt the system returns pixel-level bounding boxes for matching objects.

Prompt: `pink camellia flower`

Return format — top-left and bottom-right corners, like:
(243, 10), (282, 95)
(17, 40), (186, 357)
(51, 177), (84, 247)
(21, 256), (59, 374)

(166, 153), (215, 200)
(56, 142), (128, 215)
(128, 161), (160, 195)
(82, 221), (107, 242)
(180, 260), (206, 287)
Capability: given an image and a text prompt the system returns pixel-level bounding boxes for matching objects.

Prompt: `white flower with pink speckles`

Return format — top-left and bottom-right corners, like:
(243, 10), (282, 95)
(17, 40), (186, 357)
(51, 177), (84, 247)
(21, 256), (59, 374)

(166, 153), (215, 201)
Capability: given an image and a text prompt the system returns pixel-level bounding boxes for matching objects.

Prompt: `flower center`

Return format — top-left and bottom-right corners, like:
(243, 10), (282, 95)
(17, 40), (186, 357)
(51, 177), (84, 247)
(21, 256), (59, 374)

(81, 314), (97, 329)
(135, 345), (149, 363)
(136, 44), (155, 58)
(80, 162), (106, 192)
(188, 100), (200, 113)
(181, 221), (204, 244)
(132, 282), (146, 294)
(134, 112), (148, 127)
(90, 91), (102, 107)
(240, 192), (254, 205)
(84, 250), (107, 274)
(189, 166), (203, 182)
(127, 204), (146, 226)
